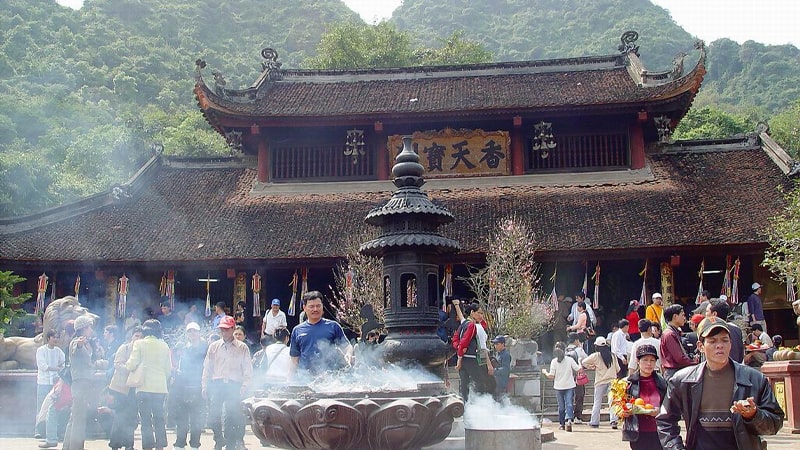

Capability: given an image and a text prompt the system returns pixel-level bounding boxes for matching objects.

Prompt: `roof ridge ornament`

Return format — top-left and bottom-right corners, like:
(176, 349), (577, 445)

(261, 47), (283, 81)
(392, 136), (426, 188)
(618, 31), (640, 57)
(212, 71), (227, 97)
(671, 52), (688, 80)
(195, 59), (207, 76)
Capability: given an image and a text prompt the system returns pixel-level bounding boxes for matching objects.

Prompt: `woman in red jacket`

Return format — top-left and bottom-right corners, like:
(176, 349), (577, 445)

(626, 300), (641, 341)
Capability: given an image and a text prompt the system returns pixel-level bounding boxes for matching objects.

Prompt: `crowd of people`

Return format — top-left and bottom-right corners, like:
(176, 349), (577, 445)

(32, 282), (789, 450)
(540, 285), (785, 450)
(33, 290), (361, 450)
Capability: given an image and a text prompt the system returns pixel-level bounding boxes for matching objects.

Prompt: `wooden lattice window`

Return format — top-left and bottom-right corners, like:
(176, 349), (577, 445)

(271, 144), (375, 181)
(527, 132), (630, 171)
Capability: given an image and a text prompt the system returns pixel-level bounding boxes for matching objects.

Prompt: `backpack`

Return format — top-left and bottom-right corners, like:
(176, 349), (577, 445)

(451, 321), (470, 351)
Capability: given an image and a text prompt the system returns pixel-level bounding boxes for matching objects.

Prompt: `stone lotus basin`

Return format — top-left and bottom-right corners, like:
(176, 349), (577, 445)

(243, 381), (464, 450)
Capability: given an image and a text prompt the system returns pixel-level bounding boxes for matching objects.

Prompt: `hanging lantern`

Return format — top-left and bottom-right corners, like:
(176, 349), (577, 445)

(118, 274), (129, 318)
(592, 263), (601, 310)
(204, 273), (212, 317)
(35, 273), (48, 316)
(441, 264), (453, 311)
(252, 272), (262, 317)
(694, 259), (705, 305)
(287, 271), (298, 316)
(166, 271), (175, 310)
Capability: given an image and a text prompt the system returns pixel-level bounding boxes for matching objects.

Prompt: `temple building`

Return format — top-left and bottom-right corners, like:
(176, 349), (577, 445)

(0, 32), (797, 341)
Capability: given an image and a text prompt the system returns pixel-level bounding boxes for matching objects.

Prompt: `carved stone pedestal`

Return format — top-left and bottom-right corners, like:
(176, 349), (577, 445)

(761, 360), (800, 433)
(243, 385), (464, 450)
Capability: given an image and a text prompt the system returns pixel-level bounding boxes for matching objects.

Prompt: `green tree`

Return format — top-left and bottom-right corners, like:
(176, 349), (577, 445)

(763, 183), (800, 302)
(768, 100), (800, 159)
(673, 106), (753, 140)
(304, 21), (490, 69)
(304, 21), (416, 69)
(414, 31), (492, 66)
(0, 271), (31, 335)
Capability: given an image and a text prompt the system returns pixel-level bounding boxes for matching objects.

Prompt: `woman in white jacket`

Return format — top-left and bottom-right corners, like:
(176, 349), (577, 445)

(542, 343), (580, 431)
(581, 336), (620, 429)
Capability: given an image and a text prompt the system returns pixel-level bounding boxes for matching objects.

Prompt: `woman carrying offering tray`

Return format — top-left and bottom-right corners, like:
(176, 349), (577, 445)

(612, 344), (667, 450)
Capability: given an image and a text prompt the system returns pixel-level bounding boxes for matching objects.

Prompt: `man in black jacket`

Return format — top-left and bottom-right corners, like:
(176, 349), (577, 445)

(704, 298), (745, 363)
(657, 317), (783, 450)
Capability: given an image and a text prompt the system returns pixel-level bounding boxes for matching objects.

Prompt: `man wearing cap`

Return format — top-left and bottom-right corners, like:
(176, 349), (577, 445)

(290, 291), (353, 377)
(261, 298), (287, 339)
(202, 316), (253, 450)
(645, 293), (664, 327)
(172, 322), (208, 450)
(747, 283), (767, 334)
(705, 298), (744, 363)
(682, 314), (705, 360)
(743, 323), (773, 369)
(63, 315), (98, 450)
(660, 304), (698, 381)
(491, 335), (512, 400)
(657, 317), (784, 450)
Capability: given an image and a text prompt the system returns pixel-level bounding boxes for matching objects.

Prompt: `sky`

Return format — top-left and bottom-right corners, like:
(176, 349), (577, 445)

(55, 0), (799, 47)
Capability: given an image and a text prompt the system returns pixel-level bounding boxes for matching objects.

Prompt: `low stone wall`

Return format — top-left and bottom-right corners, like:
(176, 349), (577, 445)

(445, 366), (541, 412)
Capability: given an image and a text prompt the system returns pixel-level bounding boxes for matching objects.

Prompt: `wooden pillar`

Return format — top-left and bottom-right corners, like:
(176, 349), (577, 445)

(375, 121), (389, 180)
(257, 139), (270, 183)
(629, 123), (646, 170)
(511, 116), (525, 175)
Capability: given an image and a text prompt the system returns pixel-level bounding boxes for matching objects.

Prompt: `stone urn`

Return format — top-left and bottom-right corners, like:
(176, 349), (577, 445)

(243, 381), (464, 450)
(508, 338), (540, 370)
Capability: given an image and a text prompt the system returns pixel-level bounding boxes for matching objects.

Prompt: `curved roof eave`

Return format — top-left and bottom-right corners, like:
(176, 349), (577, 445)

(194, 47), (707, 133)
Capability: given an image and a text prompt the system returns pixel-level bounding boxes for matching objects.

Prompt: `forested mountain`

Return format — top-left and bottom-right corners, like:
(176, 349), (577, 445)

(393, 0), (693, 68)
(1, 0), (798, 217)
(391, 0), (800, 113)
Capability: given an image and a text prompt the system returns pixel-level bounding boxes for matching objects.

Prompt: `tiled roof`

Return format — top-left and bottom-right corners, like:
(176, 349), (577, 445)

(195, 53), (705, 120)
(0, 147), (786, 264)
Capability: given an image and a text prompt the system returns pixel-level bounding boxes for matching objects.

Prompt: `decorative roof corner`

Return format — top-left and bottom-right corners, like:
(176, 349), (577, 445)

(634, 38), (706, 88)
(759, 122), (800, 177)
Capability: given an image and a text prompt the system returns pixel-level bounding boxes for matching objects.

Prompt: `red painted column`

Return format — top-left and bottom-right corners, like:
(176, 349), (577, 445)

(511, 116), (525, 175)
(375, 121), (388, 180)
(629, 124), (646, 170)
(257, 139), (270, 183)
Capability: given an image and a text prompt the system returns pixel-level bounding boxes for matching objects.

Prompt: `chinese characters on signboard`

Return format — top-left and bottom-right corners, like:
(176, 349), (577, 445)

(388, 128), (511, 178)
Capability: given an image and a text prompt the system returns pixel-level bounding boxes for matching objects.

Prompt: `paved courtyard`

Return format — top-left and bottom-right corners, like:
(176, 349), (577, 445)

(0, 422), (797, 449)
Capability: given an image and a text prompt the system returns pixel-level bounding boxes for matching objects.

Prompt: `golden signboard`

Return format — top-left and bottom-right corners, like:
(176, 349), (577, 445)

(774, 381), (786, 415)
(660, 263), (675, 306)
(388, 128), (511, 178)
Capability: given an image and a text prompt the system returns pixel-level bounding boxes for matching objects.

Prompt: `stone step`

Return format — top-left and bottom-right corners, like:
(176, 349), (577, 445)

(541, 408), (614, 423)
